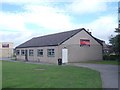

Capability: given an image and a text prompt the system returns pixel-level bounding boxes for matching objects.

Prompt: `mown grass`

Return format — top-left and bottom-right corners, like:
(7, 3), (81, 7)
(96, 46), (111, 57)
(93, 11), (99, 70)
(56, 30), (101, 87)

(0, 61), (2, 90)
(2, 61), (102, 88)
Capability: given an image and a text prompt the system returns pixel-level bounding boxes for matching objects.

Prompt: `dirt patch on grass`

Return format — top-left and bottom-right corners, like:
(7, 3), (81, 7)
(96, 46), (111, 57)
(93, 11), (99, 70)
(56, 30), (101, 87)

(34, 68), (45, 71)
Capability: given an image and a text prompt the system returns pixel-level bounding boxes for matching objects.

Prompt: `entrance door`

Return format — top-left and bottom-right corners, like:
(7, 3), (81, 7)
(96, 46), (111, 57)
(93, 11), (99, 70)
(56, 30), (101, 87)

(25, 50), (28, 61)
(62, 49), (68, 63)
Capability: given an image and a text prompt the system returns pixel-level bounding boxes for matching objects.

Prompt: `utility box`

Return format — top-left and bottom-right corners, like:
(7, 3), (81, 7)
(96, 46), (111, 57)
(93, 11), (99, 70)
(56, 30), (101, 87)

(58, 58), (62, 65)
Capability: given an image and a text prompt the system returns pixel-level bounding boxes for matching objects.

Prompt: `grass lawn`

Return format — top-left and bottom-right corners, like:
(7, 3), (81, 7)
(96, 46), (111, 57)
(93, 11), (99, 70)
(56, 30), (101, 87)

(2, 61), (102, 88)
(0, 61), (2, 90)
(80, 60), (119, 65)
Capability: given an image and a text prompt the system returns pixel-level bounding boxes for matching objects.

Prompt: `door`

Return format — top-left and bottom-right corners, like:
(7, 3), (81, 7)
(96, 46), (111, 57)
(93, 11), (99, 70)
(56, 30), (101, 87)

(62, 49), (68, 63)
(25, 50), (28, 61)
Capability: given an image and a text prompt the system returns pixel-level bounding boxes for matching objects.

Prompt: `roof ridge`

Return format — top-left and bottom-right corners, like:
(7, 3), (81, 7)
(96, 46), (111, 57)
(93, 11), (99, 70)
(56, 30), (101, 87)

(33, 28), (84, 39)
(15, 28), (88, 48)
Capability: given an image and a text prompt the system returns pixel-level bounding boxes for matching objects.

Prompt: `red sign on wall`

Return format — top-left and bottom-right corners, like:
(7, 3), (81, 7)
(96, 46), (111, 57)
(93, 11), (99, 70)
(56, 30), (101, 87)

(80, 39), (90, 46)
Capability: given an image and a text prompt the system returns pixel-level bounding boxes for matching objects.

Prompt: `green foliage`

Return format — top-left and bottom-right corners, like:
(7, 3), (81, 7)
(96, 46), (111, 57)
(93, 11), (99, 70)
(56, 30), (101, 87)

(79, 60), (118, 65)
(96, 61), (118, 65)
(109, 28), (120, 55)
(103, 55), (120, 61)
(2, 61), (102, 88)
(115, 28), (120, 33)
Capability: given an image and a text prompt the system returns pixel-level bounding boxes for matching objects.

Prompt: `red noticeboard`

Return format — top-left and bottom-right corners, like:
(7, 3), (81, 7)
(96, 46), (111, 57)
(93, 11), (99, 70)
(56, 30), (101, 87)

(80, 39), (90, 46)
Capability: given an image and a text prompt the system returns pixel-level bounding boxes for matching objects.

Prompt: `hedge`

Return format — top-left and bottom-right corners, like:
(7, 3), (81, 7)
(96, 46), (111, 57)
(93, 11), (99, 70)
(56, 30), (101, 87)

(103, 55), (120, 61)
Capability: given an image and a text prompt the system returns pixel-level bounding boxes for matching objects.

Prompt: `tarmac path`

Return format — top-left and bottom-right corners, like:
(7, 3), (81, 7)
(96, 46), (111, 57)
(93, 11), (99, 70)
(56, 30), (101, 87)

(69, 63), (119, 88)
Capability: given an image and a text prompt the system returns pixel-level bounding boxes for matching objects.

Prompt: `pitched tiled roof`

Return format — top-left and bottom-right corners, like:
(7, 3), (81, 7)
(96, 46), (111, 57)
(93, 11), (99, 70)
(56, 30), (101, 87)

(16, 28), (103, 48)
(16, 28), (84, 48)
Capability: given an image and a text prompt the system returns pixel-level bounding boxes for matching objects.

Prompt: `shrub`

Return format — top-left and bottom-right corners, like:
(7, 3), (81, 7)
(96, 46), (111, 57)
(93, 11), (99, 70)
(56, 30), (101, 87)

(103, 55), (120, 61)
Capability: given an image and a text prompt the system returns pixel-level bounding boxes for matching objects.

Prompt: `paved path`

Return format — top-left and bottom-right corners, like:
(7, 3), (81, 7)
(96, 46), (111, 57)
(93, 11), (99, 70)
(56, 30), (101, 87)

(69, 63), (119, 88)
(0, 57), (12, 61)
(0, 58), (54, 65)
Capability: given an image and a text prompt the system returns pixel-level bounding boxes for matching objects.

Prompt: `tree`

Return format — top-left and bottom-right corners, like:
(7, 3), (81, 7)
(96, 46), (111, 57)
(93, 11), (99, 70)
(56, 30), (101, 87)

(115, 28), (120, 33)
(109, 28), (120, 55)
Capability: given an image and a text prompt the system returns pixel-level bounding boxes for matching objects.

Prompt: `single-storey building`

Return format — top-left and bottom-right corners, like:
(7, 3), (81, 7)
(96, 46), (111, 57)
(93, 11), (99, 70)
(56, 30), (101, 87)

(15, 28), (103, 64)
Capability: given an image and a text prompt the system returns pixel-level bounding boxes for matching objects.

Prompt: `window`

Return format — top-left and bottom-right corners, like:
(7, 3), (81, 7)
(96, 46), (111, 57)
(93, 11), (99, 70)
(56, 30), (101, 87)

(47, 49), (55, 57)
(29, 49), (34, 56)
(21, 50), (25, 56)
(37, 49), (43, 56)
(16, 50), (20, 55)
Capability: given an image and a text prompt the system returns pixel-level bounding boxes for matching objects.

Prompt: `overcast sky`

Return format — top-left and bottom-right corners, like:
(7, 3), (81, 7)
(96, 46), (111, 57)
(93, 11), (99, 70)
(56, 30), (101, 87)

(0, 0), (118, 47)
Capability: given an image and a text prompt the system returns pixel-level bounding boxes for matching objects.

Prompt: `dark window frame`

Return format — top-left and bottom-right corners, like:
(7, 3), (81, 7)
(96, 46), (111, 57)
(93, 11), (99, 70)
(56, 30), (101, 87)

(21, 50), (25, 56)
(29, 49), (34, 56)
(47, 49), (55, 57)
(16, 50), (20, 55)
(37, 49), (43, 57)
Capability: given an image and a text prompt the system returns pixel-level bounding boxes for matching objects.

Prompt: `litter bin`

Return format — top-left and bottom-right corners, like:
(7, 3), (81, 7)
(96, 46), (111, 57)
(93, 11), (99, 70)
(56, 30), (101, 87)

(58, 58), (62, 65)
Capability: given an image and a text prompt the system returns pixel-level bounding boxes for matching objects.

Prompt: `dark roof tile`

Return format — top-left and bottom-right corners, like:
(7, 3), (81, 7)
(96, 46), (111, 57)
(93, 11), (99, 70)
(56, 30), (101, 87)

(16, 28), (84, 48)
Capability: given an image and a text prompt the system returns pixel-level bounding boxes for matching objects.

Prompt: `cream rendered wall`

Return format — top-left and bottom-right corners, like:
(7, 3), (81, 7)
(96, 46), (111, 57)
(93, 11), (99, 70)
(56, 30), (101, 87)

(16, 46), (59, 64)
(0, 43), (2, 58)
(59, 30), (103, 62)
(16, 30), (103, 63)
(0, 42), (13, 58)
(16, 48), (25, 61)
(36, 46), (59, 64)
(62, 30), (100, 45)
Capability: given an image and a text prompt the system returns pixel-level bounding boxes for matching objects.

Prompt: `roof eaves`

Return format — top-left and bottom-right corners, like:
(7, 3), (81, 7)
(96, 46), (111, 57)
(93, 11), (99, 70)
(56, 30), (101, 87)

(15, 44), (59, 49)
(83, 29), (103, 46)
